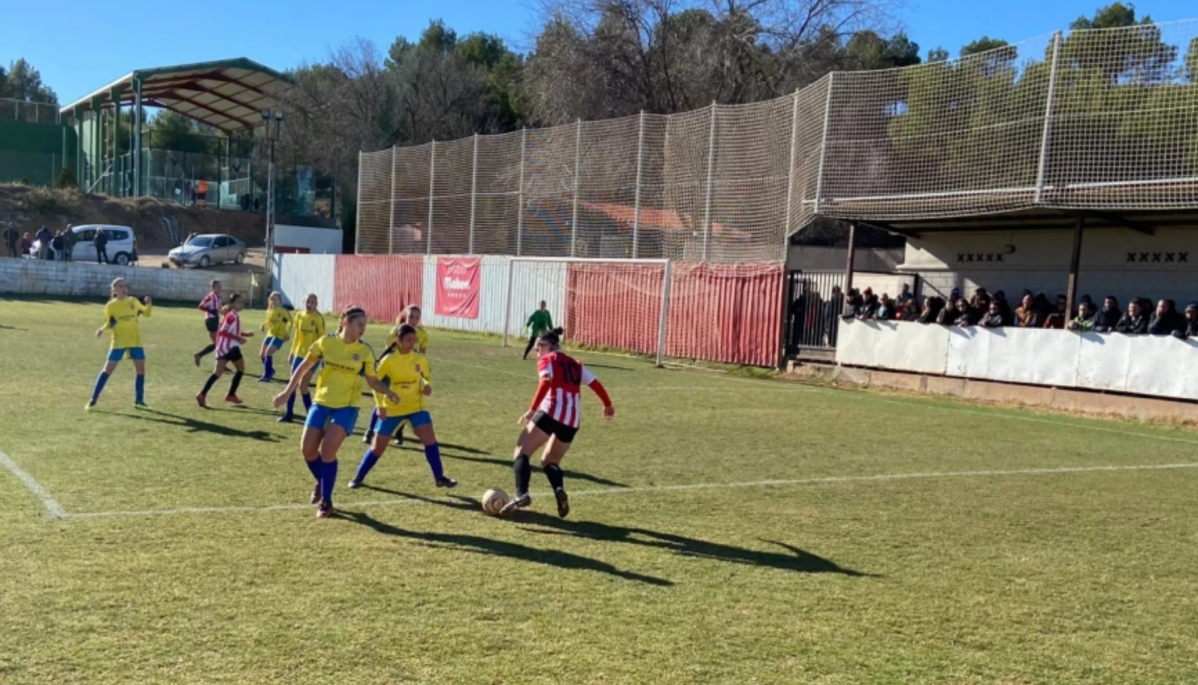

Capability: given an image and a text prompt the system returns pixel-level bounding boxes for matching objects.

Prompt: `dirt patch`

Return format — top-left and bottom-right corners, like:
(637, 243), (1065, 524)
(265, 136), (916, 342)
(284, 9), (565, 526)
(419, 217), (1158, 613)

(0, 184), (267, 251)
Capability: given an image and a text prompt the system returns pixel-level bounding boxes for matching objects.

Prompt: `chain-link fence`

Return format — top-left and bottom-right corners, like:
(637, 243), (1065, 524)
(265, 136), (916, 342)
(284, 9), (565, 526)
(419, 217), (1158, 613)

(0, 98), (59, 125)
(359, 20), (1198, 262)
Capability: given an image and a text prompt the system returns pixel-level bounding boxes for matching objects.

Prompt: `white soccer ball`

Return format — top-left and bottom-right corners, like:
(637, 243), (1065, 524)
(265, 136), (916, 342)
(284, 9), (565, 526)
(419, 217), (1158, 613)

(482, 488), (509, 516)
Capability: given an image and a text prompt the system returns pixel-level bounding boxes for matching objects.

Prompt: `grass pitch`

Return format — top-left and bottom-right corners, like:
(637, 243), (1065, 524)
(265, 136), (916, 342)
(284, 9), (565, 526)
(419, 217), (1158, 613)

(2, 297), (1198, 684)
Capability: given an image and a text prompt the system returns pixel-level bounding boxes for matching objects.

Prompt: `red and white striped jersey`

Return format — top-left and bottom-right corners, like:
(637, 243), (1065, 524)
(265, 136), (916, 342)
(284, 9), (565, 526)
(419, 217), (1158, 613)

(199, 292), (221, 320)
(536, 351), (597, 429)
(215, 311), (242, 356)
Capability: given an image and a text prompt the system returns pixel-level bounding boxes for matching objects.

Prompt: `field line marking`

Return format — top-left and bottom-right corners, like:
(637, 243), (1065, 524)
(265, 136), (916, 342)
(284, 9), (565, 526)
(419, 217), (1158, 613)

(64, 461), (1198, 520)
(0, 447), (66, 519)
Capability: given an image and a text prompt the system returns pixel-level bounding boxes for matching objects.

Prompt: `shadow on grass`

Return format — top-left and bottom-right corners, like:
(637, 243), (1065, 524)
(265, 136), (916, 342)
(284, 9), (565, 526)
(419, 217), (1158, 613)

(0, 324), (28, 331)
(341, 510), (673, 586)
(98, 409), (284, 442)
(389, 441), (491, 456)
(576, 362), (634, 372)
(360, 486), (481, 513)
(516, 511), (875, 578)
(421, 451), (628, 488)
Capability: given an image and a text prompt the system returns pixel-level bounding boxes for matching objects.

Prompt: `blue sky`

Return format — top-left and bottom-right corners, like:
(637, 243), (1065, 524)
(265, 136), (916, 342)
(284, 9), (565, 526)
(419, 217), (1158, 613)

(4, 0), (1196, 105)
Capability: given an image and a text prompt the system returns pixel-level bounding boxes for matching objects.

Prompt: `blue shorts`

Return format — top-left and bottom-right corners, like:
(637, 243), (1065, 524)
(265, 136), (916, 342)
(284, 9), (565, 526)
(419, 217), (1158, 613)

(375, 411), (432, 436)
(305, 405), (360, 435)
(108, 347), (145, 362)
(263, 337), (285, 350)
(290, 355), (321, 375)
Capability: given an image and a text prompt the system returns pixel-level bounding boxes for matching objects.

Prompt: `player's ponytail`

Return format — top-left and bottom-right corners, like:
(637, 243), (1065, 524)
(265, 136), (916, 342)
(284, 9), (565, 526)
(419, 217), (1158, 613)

(221, 293), (242, 316)
(538, 328), (563, 348)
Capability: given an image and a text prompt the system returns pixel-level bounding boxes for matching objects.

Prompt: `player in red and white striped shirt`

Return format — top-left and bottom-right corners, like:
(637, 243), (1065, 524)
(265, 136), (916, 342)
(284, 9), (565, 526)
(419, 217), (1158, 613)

(193, 280), (222, 367)
(196, 293), (253, 407)
(501, 328), (614, 518)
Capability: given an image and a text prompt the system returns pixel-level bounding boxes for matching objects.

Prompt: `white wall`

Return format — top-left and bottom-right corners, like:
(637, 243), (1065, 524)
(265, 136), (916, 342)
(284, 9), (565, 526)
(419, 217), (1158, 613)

(272, 254), (335, 311)
(0, 258), (257, 302)
(275, 225), (343, 254)
(836, 319), (1198, 402)
(418, 256), (568, 338)
(900, 227), (1198, 305)
(787, 246), (904, 272)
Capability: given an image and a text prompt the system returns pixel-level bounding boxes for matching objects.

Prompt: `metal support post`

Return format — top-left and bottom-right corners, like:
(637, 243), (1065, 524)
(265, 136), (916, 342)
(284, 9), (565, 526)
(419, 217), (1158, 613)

(469, 133), (479, 254)
(1066, 215), (1085, 317)
(783, 88), (801, 260)
(1034, 31), (1063, 205)
(701, 102), (717, 263)
(516, 128), (526, 257)
(571, 119), (582, 258)
(813, 73), (835, 216)
(656, 259), (673, 368)
(389, 146), (397, 254)
(133, 77), (142, 196)
(354, 152), (363, 254)
(427, 141), (436, 255)
(633, 111), (645, 259)
(844, 221), (858, 297)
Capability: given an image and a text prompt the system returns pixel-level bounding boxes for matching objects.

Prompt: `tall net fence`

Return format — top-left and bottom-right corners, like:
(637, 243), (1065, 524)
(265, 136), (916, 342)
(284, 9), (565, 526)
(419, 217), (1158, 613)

(359, 20), (1198, 261)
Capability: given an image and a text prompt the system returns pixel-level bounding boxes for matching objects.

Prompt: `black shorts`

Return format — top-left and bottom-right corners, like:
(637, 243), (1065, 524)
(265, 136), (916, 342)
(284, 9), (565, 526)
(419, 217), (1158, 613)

(205, 317), (219, 333)
(532, 411), (577, 444)
(218, 346), (244, 363)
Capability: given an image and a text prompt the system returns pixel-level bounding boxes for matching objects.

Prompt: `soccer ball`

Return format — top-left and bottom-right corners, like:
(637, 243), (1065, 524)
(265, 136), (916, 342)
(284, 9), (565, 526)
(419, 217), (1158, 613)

(482, 488), (509, 516)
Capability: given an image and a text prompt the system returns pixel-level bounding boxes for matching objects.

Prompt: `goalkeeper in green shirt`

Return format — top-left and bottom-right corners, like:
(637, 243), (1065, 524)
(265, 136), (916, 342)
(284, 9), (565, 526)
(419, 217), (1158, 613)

(524, 301), (554, 360)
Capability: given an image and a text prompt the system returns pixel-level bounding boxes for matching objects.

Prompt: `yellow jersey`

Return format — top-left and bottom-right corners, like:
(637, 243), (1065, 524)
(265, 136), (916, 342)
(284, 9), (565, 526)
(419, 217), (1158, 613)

(103, 297), (151, 349)
(385, 324), (429, 354)
(291, 310), (326, 356)
(264, 306), (293, 339)
(374, 351), (431, 415)
(306, 334), (376, 409)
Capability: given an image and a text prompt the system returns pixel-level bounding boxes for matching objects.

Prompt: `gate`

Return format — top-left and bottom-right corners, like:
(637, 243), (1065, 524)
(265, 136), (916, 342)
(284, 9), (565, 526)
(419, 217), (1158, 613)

(784, 270), (845, 357)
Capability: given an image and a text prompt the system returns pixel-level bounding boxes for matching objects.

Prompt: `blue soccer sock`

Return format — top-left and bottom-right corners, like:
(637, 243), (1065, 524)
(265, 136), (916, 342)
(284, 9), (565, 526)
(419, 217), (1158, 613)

(354, 450), (380, 483)
(263, 355), (274, 377)
(305, 459), (322, 481)
(135, 374), (145, 404)
(320, 460), (338, 505)
(284, 392), (297, 418)
(90, 371), (110, 404)
(424, 443), (444, 480)
(301, 393), (312, 412)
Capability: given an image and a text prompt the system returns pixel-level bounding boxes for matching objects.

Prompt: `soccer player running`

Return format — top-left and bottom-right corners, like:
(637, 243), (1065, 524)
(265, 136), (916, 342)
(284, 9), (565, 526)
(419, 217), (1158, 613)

(523, 301), (554, 360)
(87, 278), (152, 411)
(363, 304), (428, 446)
(257, 291), (292, 382)
(501, 329), (614, 518)
(193, 280), (222, 366)
(272, 306), (398, 519)
(279, 294), (326, 423)
(349, 323), (456, 490)
(196, 294), (253, 407)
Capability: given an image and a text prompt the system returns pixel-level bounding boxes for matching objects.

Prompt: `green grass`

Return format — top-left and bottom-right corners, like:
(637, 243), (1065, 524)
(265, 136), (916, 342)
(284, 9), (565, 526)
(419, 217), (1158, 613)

(2, 298), (1198, 684)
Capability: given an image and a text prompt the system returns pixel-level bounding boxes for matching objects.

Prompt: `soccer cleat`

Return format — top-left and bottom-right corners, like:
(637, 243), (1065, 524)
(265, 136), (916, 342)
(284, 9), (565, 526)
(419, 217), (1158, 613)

(499, 492), (531, 516)
(347, 479), (362, 490)
(435, 476), (458, 489)
(362, 431), (375, 445)
(310, 483), (321, 505)
(225, 395), (243, 405)
(84, 402), (96, 413)
(316, 501), (334, 519)
(134, 403), (152, 411)
(277, 414), (295, 424)
(193, 354), (201, 367)
(257, 376), (272, 383)
(554, 487), (570, 519)
(195, 393), (207, 408)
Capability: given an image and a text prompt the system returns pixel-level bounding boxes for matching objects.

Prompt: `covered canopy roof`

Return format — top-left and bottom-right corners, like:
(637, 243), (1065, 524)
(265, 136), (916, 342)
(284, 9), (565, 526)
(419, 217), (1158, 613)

(60, 58), (291, 132)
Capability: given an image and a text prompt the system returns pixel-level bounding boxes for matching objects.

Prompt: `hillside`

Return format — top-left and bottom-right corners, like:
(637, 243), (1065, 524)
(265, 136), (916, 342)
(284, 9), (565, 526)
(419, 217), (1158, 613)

(0, 184), (267, 251)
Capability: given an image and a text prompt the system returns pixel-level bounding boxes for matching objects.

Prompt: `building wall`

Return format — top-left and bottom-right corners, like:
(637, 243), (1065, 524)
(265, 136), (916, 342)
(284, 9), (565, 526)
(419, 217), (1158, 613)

(787, 246), (904, 273)
(1, 258), (258, 302)
(900, 227), (1198, 305)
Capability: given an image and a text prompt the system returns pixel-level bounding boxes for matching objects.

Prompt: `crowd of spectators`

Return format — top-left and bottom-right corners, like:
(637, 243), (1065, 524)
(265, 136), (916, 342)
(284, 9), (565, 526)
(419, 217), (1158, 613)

(841, 286), (1198, 340)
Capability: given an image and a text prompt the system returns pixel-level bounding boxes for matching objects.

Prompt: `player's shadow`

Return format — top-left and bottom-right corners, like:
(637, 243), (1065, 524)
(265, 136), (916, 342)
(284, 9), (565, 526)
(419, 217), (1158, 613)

(0, 324), (27, 331)
(421, 452), (629, 488)
(391, 442), (491, 456)
(515, 512), (874, 578)
(360, 486), (481, 513)
(103, 409), (284, 442)
(576, 362), (632, 372)
(341, 511), (673, 586)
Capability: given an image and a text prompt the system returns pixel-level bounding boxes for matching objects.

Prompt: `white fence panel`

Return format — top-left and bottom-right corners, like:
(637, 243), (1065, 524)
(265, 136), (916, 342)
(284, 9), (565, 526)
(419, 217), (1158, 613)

(949, 327), (1079, 388)
(272, 254), (335, 312)
(1125, 335), (1198, 401)
(1076, 332), (1132, 393)
(874, 322), (950, 375)
(420, 255), (511, 335)
(506, 261), (568, 339)
(835, 318), (880, 367)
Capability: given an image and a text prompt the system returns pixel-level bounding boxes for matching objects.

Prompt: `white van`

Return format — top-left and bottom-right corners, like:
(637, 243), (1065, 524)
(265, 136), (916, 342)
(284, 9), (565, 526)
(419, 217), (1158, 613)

(68, 225), (137, 265)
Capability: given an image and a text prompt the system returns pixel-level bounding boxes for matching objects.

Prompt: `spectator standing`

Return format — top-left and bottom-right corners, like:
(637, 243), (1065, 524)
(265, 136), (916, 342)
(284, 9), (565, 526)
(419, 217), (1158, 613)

(979, 302), (1004, 328)
(63, 225), (76, 262)
(1172, 304), (1198, 339)
(1068, 302), (1099, 331)
(937, 288), (962, 325)
(992, 290), (1014, 325)
(35, 225), (52, 260)
(1015, 294), (1041, 328)
(841, 289), (864, 320)
(2, 223), (18, 258)
(94, 229), (110, 264)
(896, 283), (914, 305)
(20, 232), (32, 257)
(953, 298), (978, 328)
(1148, 299), (1184, 336)
(1116, 301), (1149, 334)
(1094, 296), (1121, 333)
(900, 299), (919, 321)
(822, 286), (844, 346)
(858, 288), (879, 320)
(918, 297), (943, 324)
(129, 240), (140, 267)
(970, 287), (991, 311)
(875, 293), (895, 321)
(51, 231), (65, 261)
(1044, 295), (1068, 329)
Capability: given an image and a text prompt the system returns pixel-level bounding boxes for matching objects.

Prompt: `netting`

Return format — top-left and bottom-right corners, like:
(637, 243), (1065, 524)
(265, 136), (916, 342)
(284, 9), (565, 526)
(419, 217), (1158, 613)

(358, 20), (1198, 259)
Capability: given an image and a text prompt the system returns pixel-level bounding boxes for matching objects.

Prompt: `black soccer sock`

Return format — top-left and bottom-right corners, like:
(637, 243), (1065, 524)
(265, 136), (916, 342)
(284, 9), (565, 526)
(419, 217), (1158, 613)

(523, 336), (536, 359)
(544, 463), (565, 491)
(229, 371), (244, 396)
(200, 374), (219, 396)
(197, 344), (215, 358)
(513, 454), (532, 496)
